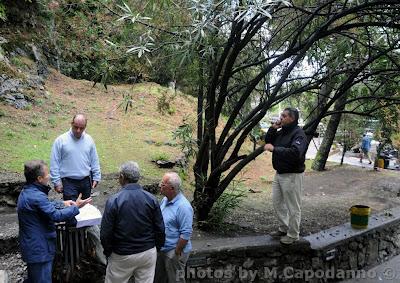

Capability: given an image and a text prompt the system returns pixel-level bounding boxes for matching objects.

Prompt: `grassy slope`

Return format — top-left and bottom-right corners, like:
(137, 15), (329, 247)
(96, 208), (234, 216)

(2, 64), (323, 194)
(0, 68), (197, 178)
(0, 66), (321, 194)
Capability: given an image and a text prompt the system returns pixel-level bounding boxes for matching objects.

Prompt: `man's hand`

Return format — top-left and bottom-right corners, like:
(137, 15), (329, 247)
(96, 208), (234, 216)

(175, 238), (188, 257)
(271, 120), (282, 129)
(92, 181), (98, 189)
(76, 193), (92, 208)
(63, 200), (75, 207)
(264, 143), (274, 152)
(175, 247), (183, 257)
(55, 184), (63, 193)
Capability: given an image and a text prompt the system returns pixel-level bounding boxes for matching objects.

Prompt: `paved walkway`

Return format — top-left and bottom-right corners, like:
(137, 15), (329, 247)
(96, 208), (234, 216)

(306, 138), (374, 169)
(307, 138), (400, 282)
(341, 254), (400, 282)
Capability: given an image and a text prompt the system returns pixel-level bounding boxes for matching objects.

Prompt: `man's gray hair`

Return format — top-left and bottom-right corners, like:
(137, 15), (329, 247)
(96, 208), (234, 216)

(119, 161), (140, 183)
(165, 172), (181, 192)
(24, 160), (46, 184)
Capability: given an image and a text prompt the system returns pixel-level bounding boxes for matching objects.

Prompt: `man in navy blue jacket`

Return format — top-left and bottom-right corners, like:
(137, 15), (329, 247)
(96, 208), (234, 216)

(17, 160), (91, 283)
(101, 161), (165, 283)
(264, 108), (307, 245)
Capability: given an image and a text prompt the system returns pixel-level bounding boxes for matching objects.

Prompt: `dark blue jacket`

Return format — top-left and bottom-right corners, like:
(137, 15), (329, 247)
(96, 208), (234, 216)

(17, 183), (79, 263)
(100, 183), (165, 256)
(265, 122), (307, 174)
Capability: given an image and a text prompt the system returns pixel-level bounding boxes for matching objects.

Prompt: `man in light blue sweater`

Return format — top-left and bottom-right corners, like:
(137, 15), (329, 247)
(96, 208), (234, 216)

(50, 114), (101, 201)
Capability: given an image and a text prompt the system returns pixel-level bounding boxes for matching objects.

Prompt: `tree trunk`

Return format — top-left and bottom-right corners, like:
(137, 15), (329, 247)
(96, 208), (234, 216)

(193, 193), (216, 223)
(197, 53), (204, 146)
(311, 94), (348, 171)
(340, 144), (347, 165)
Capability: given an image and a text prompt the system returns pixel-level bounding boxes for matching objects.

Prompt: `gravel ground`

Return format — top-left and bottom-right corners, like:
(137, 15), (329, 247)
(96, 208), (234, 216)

(1, 166), (400, 281)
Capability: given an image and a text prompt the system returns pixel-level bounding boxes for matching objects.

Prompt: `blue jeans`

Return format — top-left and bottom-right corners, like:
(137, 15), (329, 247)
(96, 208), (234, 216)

(25, 261), (52, 283)
(62, 176), (91, 201)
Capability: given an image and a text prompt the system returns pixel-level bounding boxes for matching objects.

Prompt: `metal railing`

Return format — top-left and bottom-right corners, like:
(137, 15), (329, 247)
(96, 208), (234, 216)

(54, 224), (88, 282)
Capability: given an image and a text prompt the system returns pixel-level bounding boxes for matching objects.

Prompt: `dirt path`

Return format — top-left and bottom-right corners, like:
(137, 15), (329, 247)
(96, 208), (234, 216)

(213, 165), (400, 239)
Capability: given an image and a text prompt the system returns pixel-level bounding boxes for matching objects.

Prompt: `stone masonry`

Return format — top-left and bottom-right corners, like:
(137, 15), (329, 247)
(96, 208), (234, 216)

(187, 207), (400, 282)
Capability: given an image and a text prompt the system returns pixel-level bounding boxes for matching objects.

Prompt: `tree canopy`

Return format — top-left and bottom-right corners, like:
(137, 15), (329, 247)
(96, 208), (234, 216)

(115, 0), (400, 222)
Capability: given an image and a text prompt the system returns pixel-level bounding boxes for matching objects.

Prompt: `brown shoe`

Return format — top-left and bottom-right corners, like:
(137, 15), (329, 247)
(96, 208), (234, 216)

(280, 235), (299, 245)
(270, 230), (286, 238)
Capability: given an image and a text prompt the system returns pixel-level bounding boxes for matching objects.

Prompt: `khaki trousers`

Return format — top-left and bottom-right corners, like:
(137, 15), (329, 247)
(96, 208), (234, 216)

(155, 249), (190, 283)
(105, 247), (156, 283)
(272, 172), (304, 239)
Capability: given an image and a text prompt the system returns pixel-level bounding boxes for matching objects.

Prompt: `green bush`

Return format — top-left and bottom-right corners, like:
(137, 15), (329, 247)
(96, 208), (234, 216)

(10, 56), (25, 69)
(151, 152), (170, 161)
(0, 3), (6, 21)
(5, 130), (15, 138)
(204, 181), (246, 229)
(48, 116), (56, 128)
(392, 133), (400, 151)
(157, 91), (175, 115)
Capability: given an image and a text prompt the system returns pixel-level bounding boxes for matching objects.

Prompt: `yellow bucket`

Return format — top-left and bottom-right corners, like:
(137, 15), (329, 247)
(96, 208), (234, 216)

(350, 205), (371, 229)
(378, 159), (384, 169)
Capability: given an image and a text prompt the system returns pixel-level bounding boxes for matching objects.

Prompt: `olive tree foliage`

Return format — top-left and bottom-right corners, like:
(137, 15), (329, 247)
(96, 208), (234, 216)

(115, 0), (400, 221)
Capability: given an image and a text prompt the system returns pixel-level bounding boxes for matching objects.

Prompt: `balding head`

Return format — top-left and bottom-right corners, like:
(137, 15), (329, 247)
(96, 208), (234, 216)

(72, 114), (87, 125)
(71, 114), (87, 139)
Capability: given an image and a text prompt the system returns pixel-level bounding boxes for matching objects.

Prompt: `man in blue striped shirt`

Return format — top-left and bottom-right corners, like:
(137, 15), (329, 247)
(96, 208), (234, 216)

(50, 114), (101, 201)
(155, 172), (193, 283)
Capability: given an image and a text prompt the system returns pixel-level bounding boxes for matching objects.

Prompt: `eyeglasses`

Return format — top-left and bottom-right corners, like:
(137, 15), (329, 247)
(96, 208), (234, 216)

(159, 182), (172, 189)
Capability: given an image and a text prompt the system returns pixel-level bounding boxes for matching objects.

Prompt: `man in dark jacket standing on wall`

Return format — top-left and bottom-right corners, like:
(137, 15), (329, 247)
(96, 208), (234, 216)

(264, 108), (307, 245)
(101, 161), (165, 283)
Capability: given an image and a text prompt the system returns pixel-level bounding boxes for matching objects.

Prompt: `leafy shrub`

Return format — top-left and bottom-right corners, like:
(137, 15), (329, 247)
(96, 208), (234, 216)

(5, 130), (15, 138)
(0, 61), (23, 79)
(10, 56), (26, 69)
(0, 3), (6, 21)
(51, 102), (62, 113)
(204, 181), (246, 229)
(173, 118), (197, 159)
(48, 116), (56, 128)
(392, 133), (400, 151)
(157, 91), (175, 115)
(28, 119), (41, 127)
(151, 152), (170, 162)
(35, 98), (44, 106)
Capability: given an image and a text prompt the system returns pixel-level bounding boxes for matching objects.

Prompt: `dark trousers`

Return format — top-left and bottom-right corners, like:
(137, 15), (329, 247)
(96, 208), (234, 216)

(25, 260), (52, 283)
(62, 176), (91, 201)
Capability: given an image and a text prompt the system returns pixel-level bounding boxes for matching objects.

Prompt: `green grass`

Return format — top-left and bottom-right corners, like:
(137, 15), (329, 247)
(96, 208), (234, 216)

(0, 80), (187, 179)
(0, 124), (55, 171)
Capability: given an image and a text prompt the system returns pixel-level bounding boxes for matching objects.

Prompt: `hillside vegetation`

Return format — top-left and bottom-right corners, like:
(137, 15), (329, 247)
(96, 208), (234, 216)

(0, 66), (197, 178)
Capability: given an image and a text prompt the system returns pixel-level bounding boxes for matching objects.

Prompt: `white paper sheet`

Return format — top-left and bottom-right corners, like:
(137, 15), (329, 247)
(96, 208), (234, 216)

(75, 203), (102, 228)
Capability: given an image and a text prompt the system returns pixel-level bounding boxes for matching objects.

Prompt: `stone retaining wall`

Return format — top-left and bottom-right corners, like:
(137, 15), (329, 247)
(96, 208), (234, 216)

(0, 172), (24, 206)
(187, 207), (400, 282)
